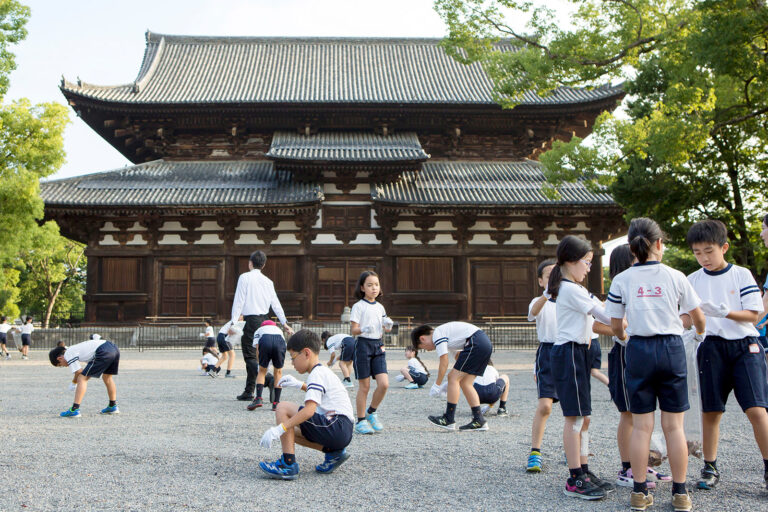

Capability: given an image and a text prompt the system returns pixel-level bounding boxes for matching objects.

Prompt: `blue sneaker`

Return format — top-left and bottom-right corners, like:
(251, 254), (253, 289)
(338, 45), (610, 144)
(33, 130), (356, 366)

(404, 382), (419, 389)
(100, 405), (120, 414)
(60, 408), (81, 418)
(526, 451), (542, 473)
(366, 412), (383, 432)
(315, 449), (350, 473)
(354, 419), (375, 434)
(258, 456), (299, 480)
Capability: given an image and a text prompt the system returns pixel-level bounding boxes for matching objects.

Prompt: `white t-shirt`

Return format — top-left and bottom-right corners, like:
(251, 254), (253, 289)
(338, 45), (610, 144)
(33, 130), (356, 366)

(555, 280), (603, 345)
(305, 364), (355, 422)
(474, 365), (500, 386)
(203, 326), (214, 338)
(606, 261), (701, 337)
(202, 353), (218, 366)
(325, 333), (348, 355)
(350, 299), (388, 340)
(0, 322), (12, 334)
(20, 323), (33, 335)
(253, 324), (284, 347)
(528, 297), (557, 344)
(432, 322), (481, 357)
(407, 357), (427, 375)
(688, 264), (763, 339)
(64, 339), (107, 373)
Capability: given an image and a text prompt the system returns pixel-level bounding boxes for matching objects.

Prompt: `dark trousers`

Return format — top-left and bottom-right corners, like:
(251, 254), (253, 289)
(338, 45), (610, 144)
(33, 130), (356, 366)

(242, 314), (269, 395)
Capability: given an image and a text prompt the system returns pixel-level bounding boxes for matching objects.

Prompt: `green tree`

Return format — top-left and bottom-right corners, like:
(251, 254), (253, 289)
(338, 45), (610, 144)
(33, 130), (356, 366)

(435, 0), (768, 274)
(16, 221), (85, 327)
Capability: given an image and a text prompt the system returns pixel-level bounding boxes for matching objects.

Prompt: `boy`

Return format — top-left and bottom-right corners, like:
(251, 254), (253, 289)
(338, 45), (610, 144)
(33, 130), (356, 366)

(248, 320), (286, 411)
(411, 321), (493, 431)
(321, 331), (355, 388)
(683, 219), (768, 491)
(211, 319), (239, 378)
(258, 329), (354, 480)
(49, 337), (121, 417)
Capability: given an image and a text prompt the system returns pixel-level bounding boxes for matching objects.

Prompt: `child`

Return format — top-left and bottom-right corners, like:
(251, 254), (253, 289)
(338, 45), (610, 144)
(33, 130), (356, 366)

(473, 360), (509, 416)
(589, 333), (609, 386)
(683, 219), (768, 493)
(200, 347), (219, 376)
(411, 321), (492, 431)
(19, 316), (33, 359)
(526, 259), (557, 472)
(0, 316), (14, 359)
(48, 336), (121, 417)
(396, 346), (429, 389)
(211, 319), (237, 378)
(200, 319), (216, 350)
(547, 235), (614, 500)
(321, 331), (354, 388)
(249, 320), (286, 411)
(258, 329), (354, 479)
(608, 218), (705, 512)
(349, 271), (392, 434)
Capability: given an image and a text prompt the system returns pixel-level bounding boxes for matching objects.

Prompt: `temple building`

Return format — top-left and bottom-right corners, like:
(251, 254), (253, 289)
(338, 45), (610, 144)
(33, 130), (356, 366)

(41, 32), (625, 324)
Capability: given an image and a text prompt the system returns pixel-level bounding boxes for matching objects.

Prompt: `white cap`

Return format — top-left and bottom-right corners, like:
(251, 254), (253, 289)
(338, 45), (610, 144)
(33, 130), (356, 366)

(90, 333), (101, 341)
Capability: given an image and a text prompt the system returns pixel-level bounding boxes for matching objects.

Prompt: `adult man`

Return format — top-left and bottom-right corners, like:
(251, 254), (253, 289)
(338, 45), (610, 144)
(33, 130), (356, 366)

(231, 250), (294, 404)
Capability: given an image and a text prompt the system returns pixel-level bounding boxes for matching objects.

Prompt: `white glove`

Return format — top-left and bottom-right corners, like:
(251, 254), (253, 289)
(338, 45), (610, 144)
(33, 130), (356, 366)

(199, 333), (205, 338)
(278, 375), (303, 389)
(361, 325), (373, 335)
(699, 302), (730, 318)
(395, 374), (405, 382)
(259, 424), (285, 449)
(382, 317), (394, 329)
(694, 331), (706, 343)
(612, 335), (628, 347)
(430, 383), (443, 397)
(68, 382), (77, 391)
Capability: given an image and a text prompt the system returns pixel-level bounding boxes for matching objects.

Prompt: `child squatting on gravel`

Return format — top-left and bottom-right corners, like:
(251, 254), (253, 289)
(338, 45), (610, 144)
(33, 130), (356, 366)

(395, 345), (429, 389)
(258, 329), (354, 480)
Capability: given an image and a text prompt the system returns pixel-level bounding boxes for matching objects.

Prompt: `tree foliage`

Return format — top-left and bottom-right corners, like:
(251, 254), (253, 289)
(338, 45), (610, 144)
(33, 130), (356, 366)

(435, 0), (768, 274)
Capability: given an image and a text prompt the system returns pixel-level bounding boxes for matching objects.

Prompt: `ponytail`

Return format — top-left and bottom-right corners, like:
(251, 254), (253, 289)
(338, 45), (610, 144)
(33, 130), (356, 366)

(547, 264), (564, 300)
(413, 348), (430, 378)
(629, 235), (652, 264)
(548, 234), (593, 299)
(627, 217), (663, 264)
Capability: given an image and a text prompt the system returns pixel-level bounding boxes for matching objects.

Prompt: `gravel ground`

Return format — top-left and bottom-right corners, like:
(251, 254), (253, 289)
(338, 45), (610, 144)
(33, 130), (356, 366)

(2, 348), (766, 511)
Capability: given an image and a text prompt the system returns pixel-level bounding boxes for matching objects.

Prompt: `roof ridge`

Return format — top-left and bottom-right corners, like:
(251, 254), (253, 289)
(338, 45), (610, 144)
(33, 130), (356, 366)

(145, 31), (452, 45)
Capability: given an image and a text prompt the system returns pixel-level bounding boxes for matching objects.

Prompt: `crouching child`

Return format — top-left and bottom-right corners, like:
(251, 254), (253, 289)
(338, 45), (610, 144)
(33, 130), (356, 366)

(258, 329), (354, 479)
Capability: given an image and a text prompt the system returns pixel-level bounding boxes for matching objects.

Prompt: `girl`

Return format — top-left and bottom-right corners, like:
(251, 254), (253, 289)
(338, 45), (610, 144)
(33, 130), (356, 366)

(548, 235), (614, 500)
(396, 346), (429, 389)
(19, 316), (33, 360)
(0, 316), (14, 359)
(200, 347), (219, 377)
(607, 218), (704, 512)
(201, 319), (216, 350)
(349, 271), (392, 434)
(322, 331), (355, 388)
(473, 359), (510, 416)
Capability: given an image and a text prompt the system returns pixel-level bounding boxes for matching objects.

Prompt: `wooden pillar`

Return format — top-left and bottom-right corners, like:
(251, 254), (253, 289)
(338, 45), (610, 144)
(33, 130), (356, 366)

(302, 254), (314, 320)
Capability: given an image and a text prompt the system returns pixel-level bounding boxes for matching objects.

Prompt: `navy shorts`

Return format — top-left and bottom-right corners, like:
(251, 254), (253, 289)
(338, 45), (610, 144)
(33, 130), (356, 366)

(454, 330), (492, 377)
(298, 409), (353, 452)
(0, 332), (5, 344)
(82, 341), (120, 378)
(535, 343), (558, 402)
(216, 332), (233, 353)
(698, 335), (768, 413)
(204, 337), (216, 349)
(408, 369), (429, 386)
(340, 336), (355, 362)
(758, 336), (768, 353)
(625, 335), (689, 414)
(21, 334), (31, 346)
(353, 337), (387, 380)
(474, 378), (506, 404)
(608, 341), (629, 413)
(550, 342), (591, 417)
(589, 339), (602, 369)
(257, 334), (286, 370)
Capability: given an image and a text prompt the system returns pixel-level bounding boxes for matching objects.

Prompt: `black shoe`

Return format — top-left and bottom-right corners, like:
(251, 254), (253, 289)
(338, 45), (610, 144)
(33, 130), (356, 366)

(458, 418), (489, 431)
(696, 463), (719, 490)
(585, 470), (615, 493)
(564, 477), (606, 500)
(236, 392), (254, 401)
(427, 415), (456, 431)
(247, 397), (264, 411)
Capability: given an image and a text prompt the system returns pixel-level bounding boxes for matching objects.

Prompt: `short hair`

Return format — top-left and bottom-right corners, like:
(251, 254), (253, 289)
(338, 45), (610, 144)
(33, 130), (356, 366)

(49, 346), (66, 366)
(537, 258), (556, 278)
(286, 329), (321, 354)
(321, 330), (331, 349)
(56, 340), (65, 347)
(1, 316), (5, 322)
(686, 219), (728, 247)
(250, 250), (267, 269)
(25, 316), (32, 323)
(410, 325), (434, 348)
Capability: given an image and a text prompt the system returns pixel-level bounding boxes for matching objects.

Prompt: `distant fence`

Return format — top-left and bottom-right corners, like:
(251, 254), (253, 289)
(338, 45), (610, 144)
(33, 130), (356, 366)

(6, 319), (612, 352)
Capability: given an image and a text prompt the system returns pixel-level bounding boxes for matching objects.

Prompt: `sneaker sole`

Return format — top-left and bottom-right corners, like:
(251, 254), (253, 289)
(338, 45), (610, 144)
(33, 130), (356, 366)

(696, 481), (716, 490)
(101, 411), (120, 415)
(563, 489), (605, 500)
(459, 425), (489, 432)
(316, 453), (350, 473)
(428, 421), (457, 431)
(259, 467), (298, 480)
(526, 467), (542, 473)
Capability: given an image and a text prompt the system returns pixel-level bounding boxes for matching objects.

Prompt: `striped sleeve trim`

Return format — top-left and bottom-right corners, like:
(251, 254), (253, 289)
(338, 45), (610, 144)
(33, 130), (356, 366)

(306, 383), (326, 394)
(741, 287), (760, 297)
(606, 296), (622, 304)
(607, 292), (622, 300)
(433, 337), (448, 346)
(66, 356), (79, 365)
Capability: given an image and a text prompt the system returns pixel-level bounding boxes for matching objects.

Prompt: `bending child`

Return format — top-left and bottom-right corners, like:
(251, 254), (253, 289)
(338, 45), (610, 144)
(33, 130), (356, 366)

(249, 320), (286, 411)
(211, 319), (238, 378)
(473, 360), (509, 416)
(321, 331), (354, 388)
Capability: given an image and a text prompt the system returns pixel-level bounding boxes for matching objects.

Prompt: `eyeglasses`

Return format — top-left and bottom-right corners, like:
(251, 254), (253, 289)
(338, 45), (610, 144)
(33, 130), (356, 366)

(290, 350), (306, 362)
(581, 259), (593, 269)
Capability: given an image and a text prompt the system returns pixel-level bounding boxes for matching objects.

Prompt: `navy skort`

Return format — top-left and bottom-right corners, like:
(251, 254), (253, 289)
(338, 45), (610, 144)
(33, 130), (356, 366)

(550, 342), (592, 417)
(353, 337), (387, 380)
(408, 369), (429, 386)
(625, 334), (689, 414)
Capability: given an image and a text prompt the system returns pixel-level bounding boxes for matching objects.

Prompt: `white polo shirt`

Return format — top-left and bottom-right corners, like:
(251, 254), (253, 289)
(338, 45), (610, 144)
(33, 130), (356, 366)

(528, 297), (557, 344)
(230, 269), (288, 326)
(407, 357), (427, 375)
(0, 322), (12, 334)
(305, 364), (355, 422)
(253, 324), (284, 347)
(432, 322), (481, 357)
(325, 333), (347, 355)
(474, 365), (500, 386)
(350, 299), (387, 340)
(555, 280), (603, 345)
(20, 323), (33, 335)
(63, 339), (107, 373)
(202, 353), (218, 366)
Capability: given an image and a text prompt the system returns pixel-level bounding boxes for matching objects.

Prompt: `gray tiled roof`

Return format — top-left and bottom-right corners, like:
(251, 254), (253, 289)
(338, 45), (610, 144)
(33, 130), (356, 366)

(60, 32), (624, 106)
(373, 161), (615, 206)
(266, 132), (429, 162)
(40, 160), (322, 207)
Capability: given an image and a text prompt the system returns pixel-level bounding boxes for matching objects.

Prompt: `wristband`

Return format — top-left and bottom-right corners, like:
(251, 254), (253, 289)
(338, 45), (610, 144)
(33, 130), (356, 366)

(696, 332), (705, 336)
(279, 423), (286, 432)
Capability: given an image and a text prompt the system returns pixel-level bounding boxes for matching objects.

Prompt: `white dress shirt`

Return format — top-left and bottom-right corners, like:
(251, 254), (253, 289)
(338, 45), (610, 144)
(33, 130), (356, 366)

(230, 269), (288, 326)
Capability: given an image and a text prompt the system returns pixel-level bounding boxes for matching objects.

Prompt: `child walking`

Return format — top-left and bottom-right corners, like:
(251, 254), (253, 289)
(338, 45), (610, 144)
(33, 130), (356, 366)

(19, 316), (33, 359)
(258, 330), (354, 479)
(607, 218), (705, 512)
(49, 337), (121, 417)
(396, 346), (429, 389)
(201, 319), (216, 350)
(683, 219), (768, 493)
(349, 271), (392, 434)
(249, 320), (286, 411)
(548, 235), (614, 500)
(411, 321), (493, 431)
(321, 331), (354, 388)
(473, 360), (509, 416)
(0, 316), (14, 359)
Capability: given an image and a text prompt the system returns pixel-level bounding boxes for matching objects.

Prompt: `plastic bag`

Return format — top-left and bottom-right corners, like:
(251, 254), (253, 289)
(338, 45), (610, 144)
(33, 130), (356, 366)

(649, 424), (667, 467)
(682, 329), (703, 459)
(225, 320), (246, 347)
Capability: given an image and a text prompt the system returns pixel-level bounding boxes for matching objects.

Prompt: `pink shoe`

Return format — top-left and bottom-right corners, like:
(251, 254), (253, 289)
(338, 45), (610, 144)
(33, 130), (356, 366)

(647, 467), (672, 481)
(616, 468), (657, 489)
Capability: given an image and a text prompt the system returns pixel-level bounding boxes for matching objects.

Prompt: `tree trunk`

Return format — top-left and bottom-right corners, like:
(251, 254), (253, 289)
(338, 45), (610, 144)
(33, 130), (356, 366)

(43, 280), (64, 328)
(725, 153), (757, 274)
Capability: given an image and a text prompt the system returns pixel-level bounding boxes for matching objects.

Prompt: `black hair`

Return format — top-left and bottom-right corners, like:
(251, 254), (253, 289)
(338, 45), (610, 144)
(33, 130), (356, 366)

(24, 316), (32, 323)
(49, 346), (66, 366)
(686, 219), (728, 247)
(547, 235), (593, 299)
(321, 331), (331, 342)
(0, 316), (5, 323)
(56, 340), (65, 348)
(410, 325), (434, 348)
(763, 214), (768, 226)
(628, 217), (664, 263)
(249, 250), (267, 269)
(202, 347), (215, 356)
(286, 329), (321, 354)
(537, 258), (556, 278)
(407, 345), (430, 378)
(205, 319), (213, 326)
(353, 270), (380, 301)
(609, 244), (635, 280)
